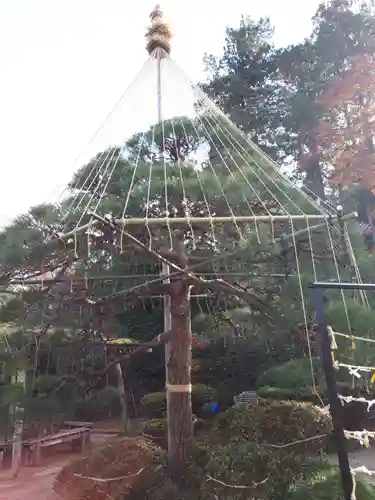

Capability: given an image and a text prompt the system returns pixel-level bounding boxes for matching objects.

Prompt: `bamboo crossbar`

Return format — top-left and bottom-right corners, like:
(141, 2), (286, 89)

(51, 211), (358, 243)
(113, 214), (342, 225)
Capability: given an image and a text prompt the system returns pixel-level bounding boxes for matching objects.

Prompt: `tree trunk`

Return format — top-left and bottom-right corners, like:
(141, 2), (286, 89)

(115, 362), (129, 433)
(305, 133), (325, 200)
(305, 159), (325, 200)
(166, 279), (193, 477)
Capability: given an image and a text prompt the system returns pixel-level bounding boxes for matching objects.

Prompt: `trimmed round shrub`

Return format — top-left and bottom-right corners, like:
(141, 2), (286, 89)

(140, 392), (166, 418)
(216, 398), (332, 454)
(142, 415), (204, 449)
(256, 357), (324, 391)
(256, 385), (324, 404)
(54, 437), (163, 500)
(140, 385), (217, 419)
(142, 418), (167, 448)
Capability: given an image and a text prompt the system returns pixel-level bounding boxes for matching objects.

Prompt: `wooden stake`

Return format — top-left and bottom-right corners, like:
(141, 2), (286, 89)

(115, 362), (129, 433)
(11, 418), (23, 478)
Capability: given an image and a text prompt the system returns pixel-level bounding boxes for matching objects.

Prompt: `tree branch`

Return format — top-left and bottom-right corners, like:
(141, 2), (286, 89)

(199, 278), (274, 317)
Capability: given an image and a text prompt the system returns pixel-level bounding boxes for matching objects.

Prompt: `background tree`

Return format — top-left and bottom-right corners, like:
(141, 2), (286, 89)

(315, 53), (375, 190)
(278, 0), (375, 198)
(202, 1), (375, 198)
(201, 17), (290, 161)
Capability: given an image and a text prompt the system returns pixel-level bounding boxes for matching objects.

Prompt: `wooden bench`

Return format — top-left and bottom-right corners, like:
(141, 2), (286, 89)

(24, 427), (91, 466)
(62, 420), (94, 430)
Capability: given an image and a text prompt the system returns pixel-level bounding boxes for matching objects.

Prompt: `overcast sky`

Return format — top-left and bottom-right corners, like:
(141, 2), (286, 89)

(0, 0), (321, 226)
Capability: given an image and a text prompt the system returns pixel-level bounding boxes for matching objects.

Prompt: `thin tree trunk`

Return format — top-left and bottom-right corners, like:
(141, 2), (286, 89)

(305, 134), (325, 200)
(115, 362), (128, 433)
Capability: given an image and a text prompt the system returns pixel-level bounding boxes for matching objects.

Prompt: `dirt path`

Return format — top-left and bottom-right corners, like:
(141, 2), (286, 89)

(0, 462), (65, 500)
(0, 432), (112, 500)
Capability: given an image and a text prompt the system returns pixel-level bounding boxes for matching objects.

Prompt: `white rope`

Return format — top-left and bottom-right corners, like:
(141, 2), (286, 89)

(289, 218), (320, 403)
(334, 361), (375, 378)
(194, 112), (265, 242)
(144, 119), (155, 247)
(69, 146), (119, 228)
(189, 82), (325, 216)
(74, 466), (144, 482)
(187, 113), (242, 238)
(339, 395), (375, 410)
(325, 220), (353, 329)
(166, 383), (192, 393)
(60, 59), (152, 229)
(351, 465), (375, 476)
(170, 118), (196, 244)
(119, 129), (148, 249)
(333, 330), (375, 345)
(199, 108), (303, 218)
(158, 68), (173, 249)
(178, 117), (218, 249)
(184, 68), (328, 217)
(63, 146), (116, 228)
(80, 147), (122, 225)
(344, 429), (375, 447)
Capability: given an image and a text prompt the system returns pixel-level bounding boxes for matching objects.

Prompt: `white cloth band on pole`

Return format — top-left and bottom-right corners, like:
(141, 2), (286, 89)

(166, 383), (192, 393)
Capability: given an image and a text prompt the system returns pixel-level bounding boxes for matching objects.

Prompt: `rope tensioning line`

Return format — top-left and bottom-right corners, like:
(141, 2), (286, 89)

(325, 323), (375, 489)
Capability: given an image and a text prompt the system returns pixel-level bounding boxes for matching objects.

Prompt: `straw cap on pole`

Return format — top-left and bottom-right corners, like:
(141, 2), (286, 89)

(145, 5), (172, 58)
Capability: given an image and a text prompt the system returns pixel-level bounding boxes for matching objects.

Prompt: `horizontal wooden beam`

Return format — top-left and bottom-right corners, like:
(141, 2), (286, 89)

(109, 213), (355, 226)
(43, 211), (357, 245)
(8, 272), (292, 285)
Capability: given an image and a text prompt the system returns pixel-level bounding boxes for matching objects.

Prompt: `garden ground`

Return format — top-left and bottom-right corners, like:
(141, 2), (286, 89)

(0, 427), (116, 500)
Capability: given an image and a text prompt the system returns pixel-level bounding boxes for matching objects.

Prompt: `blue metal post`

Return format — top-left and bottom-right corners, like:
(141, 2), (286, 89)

(313, 287), (353, 500)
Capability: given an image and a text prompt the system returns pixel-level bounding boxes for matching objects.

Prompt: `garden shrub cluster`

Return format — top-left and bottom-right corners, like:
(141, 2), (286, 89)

(255, 357), (325, 401)
(54, 398), (343, 499)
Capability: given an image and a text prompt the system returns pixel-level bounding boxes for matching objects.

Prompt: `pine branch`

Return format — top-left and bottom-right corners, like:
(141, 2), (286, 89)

(37, 330), (172, 399)
(200, 278), (274, 318)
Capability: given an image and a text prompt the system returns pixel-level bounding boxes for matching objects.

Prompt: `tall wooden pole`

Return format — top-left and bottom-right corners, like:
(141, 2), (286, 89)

(147, 5), (193, 476)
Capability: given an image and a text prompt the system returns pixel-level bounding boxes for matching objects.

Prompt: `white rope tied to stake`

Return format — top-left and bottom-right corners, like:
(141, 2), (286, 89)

(166, 383), (192, 393)
(339, 395), (375, 411)
(333, 361), (375, 378)
(351, 465), (375, 476)
(344, 429), (375, 447)
(350, 466), (375, 500)
(327, 326), (338, 350)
